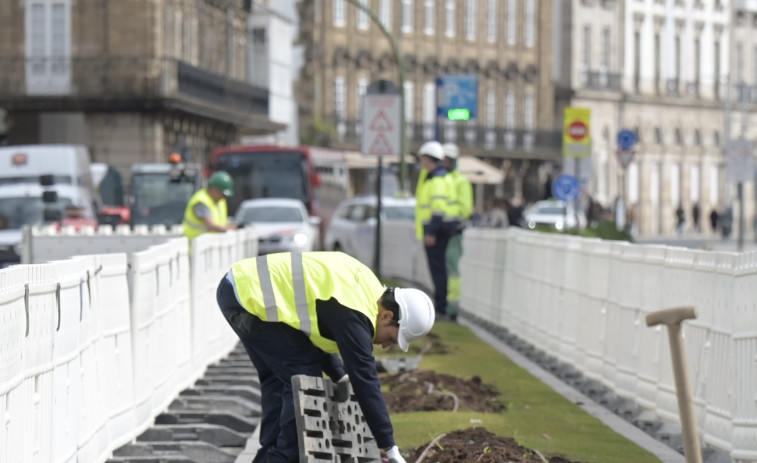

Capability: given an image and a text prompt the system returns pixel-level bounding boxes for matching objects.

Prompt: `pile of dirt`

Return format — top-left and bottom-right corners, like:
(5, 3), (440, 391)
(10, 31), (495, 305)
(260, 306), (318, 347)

(408, 427), (587, 463)
(382, 370), (505, 413)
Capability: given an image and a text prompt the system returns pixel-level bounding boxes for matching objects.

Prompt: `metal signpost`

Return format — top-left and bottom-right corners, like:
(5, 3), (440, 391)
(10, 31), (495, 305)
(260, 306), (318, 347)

(362, 80), (401, 277)
(725, 140), (755, 250)
(616, 129), (638, 230)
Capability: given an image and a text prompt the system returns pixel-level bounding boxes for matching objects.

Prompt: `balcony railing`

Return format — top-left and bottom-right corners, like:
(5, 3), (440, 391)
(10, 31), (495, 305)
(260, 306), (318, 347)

(582, 70), (622, 91)
(0, 57), (269, 118)
(323, 115), (562, 158)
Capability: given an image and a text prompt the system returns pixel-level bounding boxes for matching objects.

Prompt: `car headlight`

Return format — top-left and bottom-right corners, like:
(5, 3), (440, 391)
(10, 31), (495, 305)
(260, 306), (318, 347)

(555, 220), (564, 230)
(293, 232), (309, 247)
(527, 220), (536, 229)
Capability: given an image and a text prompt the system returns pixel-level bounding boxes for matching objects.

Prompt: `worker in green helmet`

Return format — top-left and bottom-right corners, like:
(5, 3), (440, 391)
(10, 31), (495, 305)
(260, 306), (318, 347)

(182, 170), (237, 239)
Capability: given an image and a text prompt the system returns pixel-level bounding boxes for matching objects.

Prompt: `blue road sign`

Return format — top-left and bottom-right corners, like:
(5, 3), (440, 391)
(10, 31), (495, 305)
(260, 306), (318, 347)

(552, 174), (581, 202)
(436, 74), (478, 119)
(617, 129), (637, 151)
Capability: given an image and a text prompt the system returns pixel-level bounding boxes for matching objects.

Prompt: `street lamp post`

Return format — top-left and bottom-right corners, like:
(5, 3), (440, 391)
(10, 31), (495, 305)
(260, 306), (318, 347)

(343, 0), (408, 192)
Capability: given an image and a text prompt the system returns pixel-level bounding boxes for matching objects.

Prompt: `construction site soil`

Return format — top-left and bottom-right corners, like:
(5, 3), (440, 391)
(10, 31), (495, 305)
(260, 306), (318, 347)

(407, 427), (587, 463)
(381, 340), (586, 463)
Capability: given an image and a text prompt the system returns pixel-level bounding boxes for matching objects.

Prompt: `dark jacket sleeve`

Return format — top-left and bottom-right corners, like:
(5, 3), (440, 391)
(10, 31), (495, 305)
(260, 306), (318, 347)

(316, 299), (395, 450)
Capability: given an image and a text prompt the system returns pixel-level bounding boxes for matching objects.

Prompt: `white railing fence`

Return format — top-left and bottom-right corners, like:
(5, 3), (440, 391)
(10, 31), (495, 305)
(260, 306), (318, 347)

(0, 228), (257, 463)
(459, 227), (757, 462)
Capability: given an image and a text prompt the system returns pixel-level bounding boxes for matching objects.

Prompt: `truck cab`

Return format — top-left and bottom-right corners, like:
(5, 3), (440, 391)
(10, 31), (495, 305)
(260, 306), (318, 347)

(129, 159), (203, 227)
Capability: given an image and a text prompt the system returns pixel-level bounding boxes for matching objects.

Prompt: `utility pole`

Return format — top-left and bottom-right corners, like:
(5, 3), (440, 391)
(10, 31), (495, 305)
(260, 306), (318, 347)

(343, 0), (408, 192)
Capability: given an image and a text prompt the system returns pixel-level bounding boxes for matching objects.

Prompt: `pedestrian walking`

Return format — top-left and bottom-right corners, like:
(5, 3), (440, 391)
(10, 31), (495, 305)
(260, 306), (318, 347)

(691, 202), (701, 233)
(675, 203), (686, 235)
(709, 208), (719, 234)
(216, 251), (435, 463)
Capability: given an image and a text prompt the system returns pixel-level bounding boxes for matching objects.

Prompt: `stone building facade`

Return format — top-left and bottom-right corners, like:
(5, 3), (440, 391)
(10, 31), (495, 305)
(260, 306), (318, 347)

(0, 0), (283, 173)
(297, 0), (562, 204)
(556, 0), (757, 236)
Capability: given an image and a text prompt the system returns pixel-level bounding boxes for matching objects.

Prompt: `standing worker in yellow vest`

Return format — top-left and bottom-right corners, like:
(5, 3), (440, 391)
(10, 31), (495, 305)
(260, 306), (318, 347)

(216, 251), (435, 463)
(414, 141), (455, 320)
(442, 143), (473, 321)
(182, 171), (237, 239)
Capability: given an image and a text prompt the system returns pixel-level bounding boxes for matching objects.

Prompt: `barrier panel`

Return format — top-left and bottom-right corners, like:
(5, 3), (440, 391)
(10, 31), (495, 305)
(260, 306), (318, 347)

(459, 229), (757, 461)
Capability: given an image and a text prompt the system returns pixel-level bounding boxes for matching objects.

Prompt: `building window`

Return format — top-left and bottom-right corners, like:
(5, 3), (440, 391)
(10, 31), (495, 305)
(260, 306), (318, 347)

(709, 165), (719, 204)
(424, 0), (435, 35)
(523, 93), (534, 130)
(583, 25), (591, 70)
(249, 27), (268, 87)
(402, 0), (413, 33)
(486, 0), (497, 42)
(507, 0), (517, 45)
(675, 35), (681, 82)
(674, 127), (682, 145)
(714, 40), (720, 97)
(486, 89), (496, 127)
(334, 76), (346, 119)
(694, 129), (701, 145)
(423, 82), (436, 138)
(713, 130), (720, 147)
(505, 91), (516, 128)
(654, 33), (661, 93)
(380, 0), (392, 31)
(670, 164), (680, 207)
(333, 0), (345, 27)
(465, 0), (476, 40)
(695, 37), (701, 85)
(404, 81), (414, 121)
(445, 0), (455, 37)
(690, 165), (700, 202)
(634, 30), (640, 92)
(524, 0), (535, 47)
(357, 0), (369, 30)
(26, 0), (72, 94)
(357, 77), (368, 118)
(601, 27), (610, 70)
(315, 0), (321, 22)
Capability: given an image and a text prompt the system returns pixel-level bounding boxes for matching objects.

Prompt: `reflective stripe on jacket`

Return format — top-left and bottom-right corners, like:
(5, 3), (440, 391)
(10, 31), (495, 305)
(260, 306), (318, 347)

(182, 188), (228, 240)
(230, 251), (384, 353)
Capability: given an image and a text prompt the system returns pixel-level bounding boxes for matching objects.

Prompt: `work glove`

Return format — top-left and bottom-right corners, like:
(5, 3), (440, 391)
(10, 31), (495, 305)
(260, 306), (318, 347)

(386, 445), (406, 463)
(333, 374), (350, 402)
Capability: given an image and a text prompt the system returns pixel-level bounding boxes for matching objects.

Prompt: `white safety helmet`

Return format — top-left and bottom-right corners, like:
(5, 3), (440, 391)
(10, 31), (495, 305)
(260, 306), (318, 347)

(417, 141), (444, 161)
(393, 288), (436, 352)
(442, 143), (459, 159)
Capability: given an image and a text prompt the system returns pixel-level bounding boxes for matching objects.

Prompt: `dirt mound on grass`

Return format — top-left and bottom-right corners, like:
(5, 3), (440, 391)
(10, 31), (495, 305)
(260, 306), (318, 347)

(382, 370), (505, 413)
(408, 427), (587, 463)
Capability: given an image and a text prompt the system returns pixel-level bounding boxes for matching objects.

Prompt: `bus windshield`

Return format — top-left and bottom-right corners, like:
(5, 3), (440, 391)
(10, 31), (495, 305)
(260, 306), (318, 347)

(130, 173), (197, 226)
(216, 151), (309, 214)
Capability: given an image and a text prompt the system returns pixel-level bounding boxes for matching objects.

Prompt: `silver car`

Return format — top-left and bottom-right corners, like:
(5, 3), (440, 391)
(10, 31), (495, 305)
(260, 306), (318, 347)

(235, 198), (321, 254)
(324, 195), (415, 263)
(522, 199), (586, 231)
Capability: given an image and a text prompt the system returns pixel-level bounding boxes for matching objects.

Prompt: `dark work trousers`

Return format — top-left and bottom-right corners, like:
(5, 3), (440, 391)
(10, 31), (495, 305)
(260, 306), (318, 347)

(216, 277), (324, 463)
(424, 230), (451, 316)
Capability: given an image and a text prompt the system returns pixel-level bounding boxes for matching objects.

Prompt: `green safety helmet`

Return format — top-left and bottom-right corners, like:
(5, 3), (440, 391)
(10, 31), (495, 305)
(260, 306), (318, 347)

(208, 171), (234, 197)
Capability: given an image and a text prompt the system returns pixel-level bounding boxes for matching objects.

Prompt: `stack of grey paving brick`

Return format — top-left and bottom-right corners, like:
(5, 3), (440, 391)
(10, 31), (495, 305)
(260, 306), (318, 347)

(107, 343), (261, 463)
(292, 375), (381, 463)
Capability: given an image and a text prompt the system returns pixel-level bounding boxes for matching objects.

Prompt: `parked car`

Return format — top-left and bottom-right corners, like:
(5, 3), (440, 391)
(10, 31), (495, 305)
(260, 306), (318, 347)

(235, 198), (321, 254)
(324, 195), (415, 262)
(521, 199), (586, 231)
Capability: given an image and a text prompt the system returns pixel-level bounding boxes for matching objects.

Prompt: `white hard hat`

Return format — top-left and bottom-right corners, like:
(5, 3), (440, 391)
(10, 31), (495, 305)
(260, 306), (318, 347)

(393, 288), (435, 352)
(417, 141), (444, 161)
(442, 143), (459, 159)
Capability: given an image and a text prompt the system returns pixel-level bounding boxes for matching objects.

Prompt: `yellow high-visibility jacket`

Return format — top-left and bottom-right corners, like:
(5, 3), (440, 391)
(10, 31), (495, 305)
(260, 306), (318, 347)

(230, 252), (384, 353)
(414, 166), (453, 240)
(182, 188), (228, 240)
(448, 170), (473, 220)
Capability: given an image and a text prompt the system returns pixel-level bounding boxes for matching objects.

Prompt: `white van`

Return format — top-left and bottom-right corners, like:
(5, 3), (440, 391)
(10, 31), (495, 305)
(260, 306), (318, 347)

(0, 144), (98, 267)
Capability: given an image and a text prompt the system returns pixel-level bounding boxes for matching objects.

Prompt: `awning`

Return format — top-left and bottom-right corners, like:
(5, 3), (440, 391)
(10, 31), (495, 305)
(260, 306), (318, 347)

(457, 156), (503, 185)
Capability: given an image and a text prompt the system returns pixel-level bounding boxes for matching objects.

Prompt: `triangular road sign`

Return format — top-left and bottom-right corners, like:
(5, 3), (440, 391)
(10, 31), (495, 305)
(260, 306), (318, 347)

(369, 133), (394, 154)
(369, 110), (393, 132)
(617, 149), (636, 169)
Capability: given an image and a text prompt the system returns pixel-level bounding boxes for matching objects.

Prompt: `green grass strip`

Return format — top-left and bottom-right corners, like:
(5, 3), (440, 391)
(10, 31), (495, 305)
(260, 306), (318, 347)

(388, 321), (662, 463)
